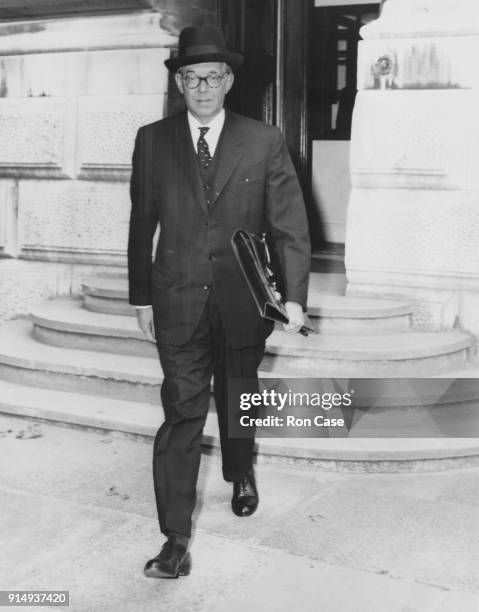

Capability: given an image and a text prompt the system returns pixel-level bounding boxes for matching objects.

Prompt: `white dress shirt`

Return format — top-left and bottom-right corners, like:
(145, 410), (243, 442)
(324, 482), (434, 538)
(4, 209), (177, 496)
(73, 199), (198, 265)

(135, 109), (226, 309)
(187, 109), (225, 156)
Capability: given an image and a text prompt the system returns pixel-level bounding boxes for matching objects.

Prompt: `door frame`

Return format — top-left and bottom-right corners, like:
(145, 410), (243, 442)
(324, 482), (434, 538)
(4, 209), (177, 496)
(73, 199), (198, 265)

(277, 0), (324, 246)
(276, 0), (310, 192)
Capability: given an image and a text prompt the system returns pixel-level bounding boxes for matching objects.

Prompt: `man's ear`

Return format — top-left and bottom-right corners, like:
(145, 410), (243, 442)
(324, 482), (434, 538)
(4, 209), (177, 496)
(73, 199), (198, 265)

(174, 71), (184, 94)
(225, 72), (234, 94)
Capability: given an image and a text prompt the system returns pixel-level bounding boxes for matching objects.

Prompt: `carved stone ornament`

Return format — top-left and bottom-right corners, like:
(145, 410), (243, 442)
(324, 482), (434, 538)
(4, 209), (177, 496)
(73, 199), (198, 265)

(371, 53), (397, 89)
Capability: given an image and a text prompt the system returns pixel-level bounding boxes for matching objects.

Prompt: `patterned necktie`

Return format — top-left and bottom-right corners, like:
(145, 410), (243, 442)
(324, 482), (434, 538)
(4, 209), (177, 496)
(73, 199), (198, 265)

(197, 127), (212, 169)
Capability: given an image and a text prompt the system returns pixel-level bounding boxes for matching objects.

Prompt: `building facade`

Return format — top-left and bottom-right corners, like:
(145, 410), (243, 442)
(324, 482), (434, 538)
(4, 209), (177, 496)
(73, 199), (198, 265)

(0, 0), (478, 343)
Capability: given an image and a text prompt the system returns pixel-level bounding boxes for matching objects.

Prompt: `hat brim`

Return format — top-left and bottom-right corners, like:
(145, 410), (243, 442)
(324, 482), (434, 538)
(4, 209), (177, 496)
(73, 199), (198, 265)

(165, 51), (244, 72)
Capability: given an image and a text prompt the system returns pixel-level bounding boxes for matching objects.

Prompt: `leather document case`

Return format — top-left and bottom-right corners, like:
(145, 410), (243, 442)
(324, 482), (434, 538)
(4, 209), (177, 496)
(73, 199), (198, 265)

(231, 229), (315, 336)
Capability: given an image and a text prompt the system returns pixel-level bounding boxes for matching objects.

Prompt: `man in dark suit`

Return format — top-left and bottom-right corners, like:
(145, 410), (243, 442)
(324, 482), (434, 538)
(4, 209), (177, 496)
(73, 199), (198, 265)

(128, 25), (310, 578)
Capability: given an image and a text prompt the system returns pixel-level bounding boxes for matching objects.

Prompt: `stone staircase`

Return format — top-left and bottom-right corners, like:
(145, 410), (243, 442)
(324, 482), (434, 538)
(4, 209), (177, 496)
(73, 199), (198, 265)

(0, 271), (478, 471)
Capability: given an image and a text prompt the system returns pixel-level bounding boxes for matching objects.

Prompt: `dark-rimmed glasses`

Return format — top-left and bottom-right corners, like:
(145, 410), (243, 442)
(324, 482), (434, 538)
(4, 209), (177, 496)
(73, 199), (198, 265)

(180, 72), (229, 89)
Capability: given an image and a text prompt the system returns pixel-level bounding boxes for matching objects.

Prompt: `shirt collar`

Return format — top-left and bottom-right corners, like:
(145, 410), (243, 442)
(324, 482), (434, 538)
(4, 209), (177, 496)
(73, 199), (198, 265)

(187, 109), (225, 137)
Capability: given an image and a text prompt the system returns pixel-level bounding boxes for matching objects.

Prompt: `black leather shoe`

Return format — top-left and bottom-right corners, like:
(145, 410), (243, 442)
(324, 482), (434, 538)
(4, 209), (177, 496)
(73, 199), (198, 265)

(232, 468), (259, 517)
(143, 533), (191, 579)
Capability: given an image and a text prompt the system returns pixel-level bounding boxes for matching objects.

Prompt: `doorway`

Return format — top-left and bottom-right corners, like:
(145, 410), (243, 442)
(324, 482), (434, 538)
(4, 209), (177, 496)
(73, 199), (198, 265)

(220, 0), (277, 124)
(218, 0), (381, 254)
(309, 1), (380, 248)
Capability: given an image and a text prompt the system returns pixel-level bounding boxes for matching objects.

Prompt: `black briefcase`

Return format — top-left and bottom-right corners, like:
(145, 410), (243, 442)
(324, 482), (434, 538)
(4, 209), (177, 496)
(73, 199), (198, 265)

(231, 229), (315, 336)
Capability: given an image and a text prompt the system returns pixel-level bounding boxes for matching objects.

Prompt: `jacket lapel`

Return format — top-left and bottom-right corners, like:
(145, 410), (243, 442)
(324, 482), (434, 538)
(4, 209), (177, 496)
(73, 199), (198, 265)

(211, 111), (244, 206)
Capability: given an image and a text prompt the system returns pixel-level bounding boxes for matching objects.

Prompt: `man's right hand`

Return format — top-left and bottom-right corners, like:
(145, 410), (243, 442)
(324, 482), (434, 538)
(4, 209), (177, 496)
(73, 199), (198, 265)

(136, 306), (156, 342)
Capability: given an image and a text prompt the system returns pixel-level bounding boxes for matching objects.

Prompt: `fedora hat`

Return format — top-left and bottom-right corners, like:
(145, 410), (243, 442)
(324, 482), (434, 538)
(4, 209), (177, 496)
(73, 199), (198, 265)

(164, 25), (243, 72)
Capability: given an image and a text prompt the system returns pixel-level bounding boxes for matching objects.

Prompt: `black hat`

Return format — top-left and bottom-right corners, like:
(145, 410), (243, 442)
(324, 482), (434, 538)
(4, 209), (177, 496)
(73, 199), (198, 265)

(164, 25), (244, 72)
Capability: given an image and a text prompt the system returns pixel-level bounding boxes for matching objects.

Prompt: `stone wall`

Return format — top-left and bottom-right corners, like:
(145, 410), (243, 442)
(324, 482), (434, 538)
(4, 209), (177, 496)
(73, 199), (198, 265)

(346, 0), (479, 337)
(0, 2), (218, 319)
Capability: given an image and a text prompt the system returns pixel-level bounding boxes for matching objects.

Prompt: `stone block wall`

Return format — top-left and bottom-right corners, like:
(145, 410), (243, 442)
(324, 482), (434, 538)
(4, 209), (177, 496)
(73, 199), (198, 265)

(0, 3), (218, 319)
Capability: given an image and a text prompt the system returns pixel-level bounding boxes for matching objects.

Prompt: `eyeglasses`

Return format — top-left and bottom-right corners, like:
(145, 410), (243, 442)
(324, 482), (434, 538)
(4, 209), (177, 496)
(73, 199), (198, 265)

(181, 73), (229, 89)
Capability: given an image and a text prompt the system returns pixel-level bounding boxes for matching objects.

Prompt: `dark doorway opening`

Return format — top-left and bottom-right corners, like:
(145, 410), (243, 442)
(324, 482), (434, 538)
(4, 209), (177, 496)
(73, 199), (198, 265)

(220, 0), (277, 125)
(308, 2), (379, 258)
(309, 3), (380, 141)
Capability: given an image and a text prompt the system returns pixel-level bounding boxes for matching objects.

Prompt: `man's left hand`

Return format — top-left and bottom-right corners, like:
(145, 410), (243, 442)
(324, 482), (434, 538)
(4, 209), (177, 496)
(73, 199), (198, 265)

(283, 301), (304, 334)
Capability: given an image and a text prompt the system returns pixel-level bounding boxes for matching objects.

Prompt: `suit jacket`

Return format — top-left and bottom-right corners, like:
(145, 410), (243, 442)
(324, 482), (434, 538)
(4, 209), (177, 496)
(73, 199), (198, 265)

(128, 110), (310, 348)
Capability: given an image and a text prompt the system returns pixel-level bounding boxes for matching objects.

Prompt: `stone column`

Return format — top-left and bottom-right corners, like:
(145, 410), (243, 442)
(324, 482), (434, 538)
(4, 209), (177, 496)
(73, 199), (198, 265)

(346, 0), (479, 337)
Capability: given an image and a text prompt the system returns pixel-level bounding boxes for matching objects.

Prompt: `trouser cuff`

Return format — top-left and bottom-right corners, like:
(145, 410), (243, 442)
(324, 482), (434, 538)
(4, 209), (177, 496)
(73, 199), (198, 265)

(222, 463), (253, 482)
(163, 514), (192, 538)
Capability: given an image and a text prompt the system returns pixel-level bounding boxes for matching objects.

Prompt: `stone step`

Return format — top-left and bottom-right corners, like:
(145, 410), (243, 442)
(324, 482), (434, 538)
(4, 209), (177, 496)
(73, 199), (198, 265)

(0, 318), (292, 404)
(80, 274), (413, 333)
(32, 298), (157, 358)
(309, 295), (412, 333)
(31, 298), (414, 362)
(1, 378), (479, 471)
(263, 328), (474, 376)
(81, 272), (347, 305)
(0, 319), (162, 404)
(30, 298), (473, 376)
(82, 275), (135, 316)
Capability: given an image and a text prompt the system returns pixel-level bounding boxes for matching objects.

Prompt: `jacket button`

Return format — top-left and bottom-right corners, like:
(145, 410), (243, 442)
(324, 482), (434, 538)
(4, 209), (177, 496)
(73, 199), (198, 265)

(203, 285), (209, 290)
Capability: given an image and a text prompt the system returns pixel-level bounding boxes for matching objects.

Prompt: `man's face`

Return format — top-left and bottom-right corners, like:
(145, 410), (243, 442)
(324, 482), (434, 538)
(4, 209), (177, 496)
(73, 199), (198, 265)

(175, 62), (234, 124)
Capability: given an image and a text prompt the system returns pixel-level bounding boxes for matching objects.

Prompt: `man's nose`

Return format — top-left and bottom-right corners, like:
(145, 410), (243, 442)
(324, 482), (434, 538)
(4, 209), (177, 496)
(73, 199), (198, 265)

(198, 78), (209, 93)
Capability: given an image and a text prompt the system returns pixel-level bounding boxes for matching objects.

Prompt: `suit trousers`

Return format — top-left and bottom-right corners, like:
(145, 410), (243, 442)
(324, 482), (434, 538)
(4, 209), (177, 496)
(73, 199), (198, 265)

(152, 289), (265, 537)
